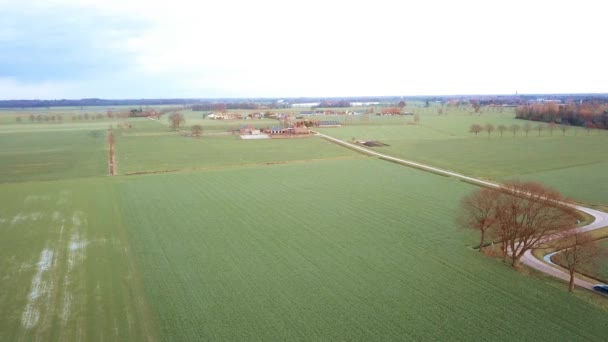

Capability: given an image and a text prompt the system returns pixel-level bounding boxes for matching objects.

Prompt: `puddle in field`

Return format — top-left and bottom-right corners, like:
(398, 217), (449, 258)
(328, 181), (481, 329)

(20, 211), (89, 330)
(21, 248), (54, 329)
(71, 211), (86, 227)
(10, 212), (45, 225)
(11, 213), (27, 225)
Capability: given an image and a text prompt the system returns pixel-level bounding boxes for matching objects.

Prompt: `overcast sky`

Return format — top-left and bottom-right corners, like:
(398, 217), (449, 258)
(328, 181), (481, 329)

(0, 0), (605, 99)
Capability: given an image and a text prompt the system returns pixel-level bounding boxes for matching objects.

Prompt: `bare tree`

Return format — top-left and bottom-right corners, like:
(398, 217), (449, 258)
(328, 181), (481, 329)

(535, 123), (544, 136)
(595, 122), (605, 134)
(522, 122), (532, 137)
(553, 231), (605, 291)
(584, 122), (595, 135)
(497, 124), (507, 137)
(496, 181), (577, 268)
(458, 188), (501, 252)
(191, 124), (203, 138)
(560, 124), (569, 136)
(547, 122), (556, 136)
(470, 124), (483, 136)
(509, 124), (520, 137)
(484, 124), (495, 137)
(169, 112), (185, 130)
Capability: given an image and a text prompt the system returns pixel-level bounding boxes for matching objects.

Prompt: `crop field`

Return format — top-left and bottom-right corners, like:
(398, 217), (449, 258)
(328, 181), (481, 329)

(316, 109), (608, 205)
(116, 159), (607, 341)
(115, 132), (361, 175)
(0, 129), (108, 183)
(1, 107), (608, 341)
(0, 178), (157, 341)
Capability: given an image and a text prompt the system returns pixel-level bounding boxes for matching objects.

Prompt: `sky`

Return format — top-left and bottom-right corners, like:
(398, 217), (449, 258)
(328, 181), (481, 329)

(0, 0), (605, 99)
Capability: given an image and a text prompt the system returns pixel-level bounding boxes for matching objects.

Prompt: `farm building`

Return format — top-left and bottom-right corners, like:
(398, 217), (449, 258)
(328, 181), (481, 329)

(239, 125), (261, 135)
(380, 107), (403, 115)
(266, 126), (286, 134)
(318, 120), (341, 127)
(292, 126), (310, 134)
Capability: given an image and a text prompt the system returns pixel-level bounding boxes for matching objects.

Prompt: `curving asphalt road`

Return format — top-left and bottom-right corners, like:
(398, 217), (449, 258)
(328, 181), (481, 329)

(314, 131), (608, 292)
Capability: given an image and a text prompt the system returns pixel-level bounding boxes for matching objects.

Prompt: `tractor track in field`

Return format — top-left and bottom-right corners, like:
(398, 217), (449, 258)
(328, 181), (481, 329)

(314, 131), (608, 294)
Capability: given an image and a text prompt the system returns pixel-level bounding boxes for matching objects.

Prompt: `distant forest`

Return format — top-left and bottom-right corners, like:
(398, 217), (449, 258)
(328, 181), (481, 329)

(2, 94), (608, 109)
(516, 101), (608, 129)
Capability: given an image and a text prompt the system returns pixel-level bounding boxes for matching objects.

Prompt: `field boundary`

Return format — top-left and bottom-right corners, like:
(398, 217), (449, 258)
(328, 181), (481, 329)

(108, 130), (116, 176)
(314, 131), (608, 292)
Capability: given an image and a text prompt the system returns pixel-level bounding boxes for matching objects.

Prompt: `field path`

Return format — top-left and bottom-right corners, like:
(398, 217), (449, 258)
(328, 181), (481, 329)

(314, 131), (608, 292)
(108, 130), (116, 175)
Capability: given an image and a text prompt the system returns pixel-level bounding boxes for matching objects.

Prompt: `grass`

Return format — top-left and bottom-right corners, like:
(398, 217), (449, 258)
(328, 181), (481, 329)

(0, 130), (108, 183)
(316, 109), (608, 205)
(116, 159), (607, 341)
(550, 236), (608, 284)
(115, 133), (361, 175)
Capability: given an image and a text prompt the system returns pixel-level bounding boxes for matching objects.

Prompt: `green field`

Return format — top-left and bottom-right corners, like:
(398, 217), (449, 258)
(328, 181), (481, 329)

(0, 130), (108, 183)
(316, 109), (608, 205)
(0, 178), (157, 341)
(115, 133), (361, 175)
(116, 159), (608, 340)
(1, 107), (608, 341)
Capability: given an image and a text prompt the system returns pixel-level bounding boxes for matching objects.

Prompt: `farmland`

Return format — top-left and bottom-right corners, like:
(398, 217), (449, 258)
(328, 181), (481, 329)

(115, 133), (361, 175)
(1, 107), (607, 341)
(0, 178), (157, 341)
(0, 129), (108, 183)
(316, 108), (608, 205)
(116, 159), (607, 341)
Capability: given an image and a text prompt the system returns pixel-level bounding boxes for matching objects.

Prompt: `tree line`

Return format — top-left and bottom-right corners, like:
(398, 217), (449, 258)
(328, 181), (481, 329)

(459, 182), (605, 291)
(469, 121), (605, 137)
(516, 102), (608, 130)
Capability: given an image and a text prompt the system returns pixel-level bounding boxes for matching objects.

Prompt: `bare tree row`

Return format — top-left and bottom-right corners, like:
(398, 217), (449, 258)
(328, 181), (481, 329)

(467, 122), (599, 137)
(459, 182), (605, 291)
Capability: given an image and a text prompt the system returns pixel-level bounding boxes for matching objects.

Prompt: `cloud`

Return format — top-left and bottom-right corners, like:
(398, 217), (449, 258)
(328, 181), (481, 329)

(0, 77), (77, 99)
(0, 0), (606, 99)
(0, 4), (149, 82)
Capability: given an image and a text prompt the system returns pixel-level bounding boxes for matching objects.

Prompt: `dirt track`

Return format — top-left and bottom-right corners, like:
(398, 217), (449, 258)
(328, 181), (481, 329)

(108, 130), (116, 175)
(315, 131), (608, 292)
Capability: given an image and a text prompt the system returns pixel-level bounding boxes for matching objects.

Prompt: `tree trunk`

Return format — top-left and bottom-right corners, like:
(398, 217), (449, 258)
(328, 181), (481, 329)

(568, 270), (575, 292)
(479, 231), (485, 252)
(511, 255), (522, 268)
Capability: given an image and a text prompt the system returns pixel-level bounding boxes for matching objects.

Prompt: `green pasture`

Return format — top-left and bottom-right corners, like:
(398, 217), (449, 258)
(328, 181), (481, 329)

(0, 130), (108, 183)
(114, 134), (361, 174)
(0, 178), (157, 342)
(117, 159), (607, 341)
(317, 109), (608, 205)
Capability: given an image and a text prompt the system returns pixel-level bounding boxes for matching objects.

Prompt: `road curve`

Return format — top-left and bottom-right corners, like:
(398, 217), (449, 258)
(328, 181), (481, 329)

(314, 131), (608, 291)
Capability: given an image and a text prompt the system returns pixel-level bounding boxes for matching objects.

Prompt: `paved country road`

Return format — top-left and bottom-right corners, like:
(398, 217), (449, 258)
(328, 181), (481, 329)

(314, 131), (608, 292)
